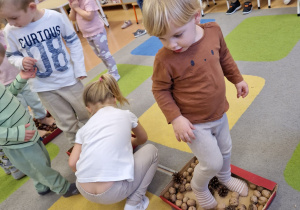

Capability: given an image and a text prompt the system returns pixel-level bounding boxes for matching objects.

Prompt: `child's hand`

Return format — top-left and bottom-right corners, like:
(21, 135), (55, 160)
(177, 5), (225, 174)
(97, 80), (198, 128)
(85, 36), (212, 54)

(22, 57), (37, 71)
(235, 80), (249, 98)
(78, 76), (86, 80)
(171, 116), (195, 143)
(71, 0), (79, 8)
(24, 123), (36, 142)
(20, 68), (37, 80)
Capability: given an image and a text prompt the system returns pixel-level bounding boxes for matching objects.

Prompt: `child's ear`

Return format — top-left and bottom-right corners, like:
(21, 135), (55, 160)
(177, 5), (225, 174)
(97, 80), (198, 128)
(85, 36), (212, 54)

(86, 106), (92, 114)
(28, 2), (37, 10)
(194, 10), (201, 24)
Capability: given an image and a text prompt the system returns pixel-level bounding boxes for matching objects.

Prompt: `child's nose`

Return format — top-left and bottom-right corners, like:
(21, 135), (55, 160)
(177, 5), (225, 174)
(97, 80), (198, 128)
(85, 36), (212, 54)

(167, 40), (177, 50)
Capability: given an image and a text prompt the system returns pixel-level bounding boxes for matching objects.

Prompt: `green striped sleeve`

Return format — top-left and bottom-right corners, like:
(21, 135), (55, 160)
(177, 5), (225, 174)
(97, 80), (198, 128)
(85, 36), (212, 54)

(7, 74), (27, 96)
(0, 125), (25, 142)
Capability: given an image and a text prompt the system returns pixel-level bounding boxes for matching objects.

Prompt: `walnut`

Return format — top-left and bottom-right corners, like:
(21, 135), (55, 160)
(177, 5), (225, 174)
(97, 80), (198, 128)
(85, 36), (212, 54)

(190, 162), (197, 168)
(183, 196), (189, 203)
(186, 176), (192, 183)
(253, 190), (261, 197)
(175, 200), (183, 207)
(182, 179), (187, 185)
(183, 171), (189, 178)
(187, 167), (194, 174)
(181, 203), (188, 210)
(236, 204), (247, 210)
(261, 189), (271, 198)
(179, 184), (186, 193)
(231, 192), (239, 199)
(256, 186), (264, 192)
(169, 187), (176, 194)
(258, 205), (264, 210)
(163, 192), (170, 199)
(248, 204), (258, 210)
(173, 183), (180, 189)
(188, 207), (197, 210)
(258, 196), (268, 205)
(250, 195), (257, 204)
(187, 199), (196, 206)
(177, 192), (184, 200)
(194, 159), (199, 164)
(216, 203), (226, 210)
(170, 194), (176, 203)
(185, 183), (192, 191)
(229, 197), (239, 206)
(249, 183), (257, 190)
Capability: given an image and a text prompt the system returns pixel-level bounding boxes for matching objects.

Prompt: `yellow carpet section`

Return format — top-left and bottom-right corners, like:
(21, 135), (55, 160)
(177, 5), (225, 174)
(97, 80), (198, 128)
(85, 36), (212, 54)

(139, 75), (265, 153)
(49, 191), (171, 210)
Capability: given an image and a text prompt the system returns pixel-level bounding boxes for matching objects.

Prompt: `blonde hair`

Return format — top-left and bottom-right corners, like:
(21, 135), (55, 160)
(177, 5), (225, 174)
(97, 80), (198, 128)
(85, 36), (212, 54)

(142, 0), (200, 37)
(0, 43), (5, 58)
(0, 0), (34, 11)
(83, 73), (128, 109)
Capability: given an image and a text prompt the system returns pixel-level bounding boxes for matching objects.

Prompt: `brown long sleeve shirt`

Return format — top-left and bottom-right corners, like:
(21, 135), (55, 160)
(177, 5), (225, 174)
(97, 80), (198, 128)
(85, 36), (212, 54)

(152, 22), (244, 124)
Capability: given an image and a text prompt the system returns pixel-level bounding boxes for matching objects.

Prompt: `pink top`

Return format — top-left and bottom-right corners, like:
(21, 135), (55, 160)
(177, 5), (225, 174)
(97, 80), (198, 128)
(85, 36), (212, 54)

(0, 31), (20, 85)
(76, 0), (104, 38)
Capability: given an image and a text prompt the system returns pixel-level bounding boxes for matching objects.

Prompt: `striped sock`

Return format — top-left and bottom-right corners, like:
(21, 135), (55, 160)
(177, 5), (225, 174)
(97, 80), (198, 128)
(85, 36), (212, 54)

(220, 177), (248, 196)
(193, 188), (217, 209)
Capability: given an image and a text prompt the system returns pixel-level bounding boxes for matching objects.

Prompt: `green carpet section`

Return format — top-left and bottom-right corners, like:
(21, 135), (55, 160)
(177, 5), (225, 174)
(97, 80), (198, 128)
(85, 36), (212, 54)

(89, 64), (153, 97)
(0, 142), (60, 203)
(284, 142), (300, 191)
(225, 14), (300, 61)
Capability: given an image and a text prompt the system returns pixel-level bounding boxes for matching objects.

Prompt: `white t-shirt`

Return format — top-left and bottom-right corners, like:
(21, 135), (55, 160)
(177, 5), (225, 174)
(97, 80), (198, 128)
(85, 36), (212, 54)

(4, 9), (87, 92)
(75, 106), (138, 183)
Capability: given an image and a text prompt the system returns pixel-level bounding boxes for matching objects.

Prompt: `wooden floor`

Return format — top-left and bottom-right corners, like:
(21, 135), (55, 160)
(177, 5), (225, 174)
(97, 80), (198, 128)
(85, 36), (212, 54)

(80, 0), (298, 72)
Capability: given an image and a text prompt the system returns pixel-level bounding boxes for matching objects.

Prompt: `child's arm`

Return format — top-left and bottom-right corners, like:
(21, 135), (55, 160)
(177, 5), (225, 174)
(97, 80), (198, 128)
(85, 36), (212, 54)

(68, 1), (77, 21)
(7, 69), (37, 96)
(0, 123), (36, 142)
(59, 13), (87, 79)
(70, 0), (94, 21)
(69, 143), (82, 172)
(235, 80), (249, 98)
(131, 121), (148, 147)
(171, 116), (195, 143)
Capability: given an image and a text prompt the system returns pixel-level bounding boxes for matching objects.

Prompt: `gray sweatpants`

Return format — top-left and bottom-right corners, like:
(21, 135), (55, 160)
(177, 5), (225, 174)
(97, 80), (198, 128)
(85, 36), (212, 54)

(86, 30), (119, 76)
(38, 81), (89, 144)
(76, 144), (158, 206)
(188, 114), (232, 192)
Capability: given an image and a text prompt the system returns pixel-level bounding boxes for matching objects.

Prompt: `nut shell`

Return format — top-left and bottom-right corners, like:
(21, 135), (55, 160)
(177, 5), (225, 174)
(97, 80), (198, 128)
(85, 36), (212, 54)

(169, 187), (176, 194)
(187, 199), (196, 206)
(256, 186), (264, 192)
(181, 203), (188, 210)
(183, 196), (189, 203)
(176, 192), (184, 200)
(261, 189), (271, 198)
(170, 194), (176, 203)
(250, 195), (258, 204)
(179, 184), (186, 193)
(185, 183), (192, 191)
(231, 192), (239, 199)
(253, 190), (261, 197)
(236, 204), (247, 210)
(188, 206), (197, 210)
(186, 176), (192, 183)
(187, 167), (194, 174)
(183, 171), (189, 178)
(163, 192), (170, 199)
(229, 197), (239, 206)
(175, 200), (183, 207)
(249, 183), (257, 190)
(258, 196), (268, 205)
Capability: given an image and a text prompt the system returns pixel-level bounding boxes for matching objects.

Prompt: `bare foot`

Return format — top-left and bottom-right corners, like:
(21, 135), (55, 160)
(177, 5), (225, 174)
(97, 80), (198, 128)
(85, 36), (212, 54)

(38, 117), (55, 126)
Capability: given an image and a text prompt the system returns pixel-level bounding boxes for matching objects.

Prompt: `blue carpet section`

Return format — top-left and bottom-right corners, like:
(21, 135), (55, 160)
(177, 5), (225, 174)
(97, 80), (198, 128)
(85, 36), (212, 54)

(131, 36), (163, 56)
(130, 19), (215, 56)
(200, 19), (215, 24)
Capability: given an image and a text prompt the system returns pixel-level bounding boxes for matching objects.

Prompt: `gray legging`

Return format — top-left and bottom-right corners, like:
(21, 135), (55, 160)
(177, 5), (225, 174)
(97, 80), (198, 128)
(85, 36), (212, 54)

(76, 144), (158, 206)
(86, 29), (118, 76)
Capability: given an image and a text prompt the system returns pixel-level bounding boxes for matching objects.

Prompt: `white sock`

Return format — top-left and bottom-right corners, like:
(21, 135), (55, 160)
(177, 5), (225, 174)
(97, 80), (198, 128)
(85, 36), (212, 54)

(193, 188), (217, 210)
(220, 177), (248, 196)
